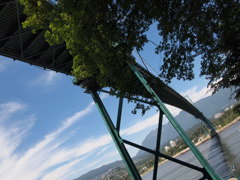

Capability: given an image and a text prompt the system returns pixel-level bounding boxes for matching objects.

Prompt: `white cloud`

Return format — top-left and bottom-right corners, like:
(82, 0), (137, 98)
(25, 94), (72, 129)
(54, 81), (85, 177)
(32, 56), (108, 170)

(49, 102), (94, 138)
(121, 113), (159, 136)
(46, 85), (214, 179)
(0, 85), (214, 180)
(100, 92), (110, 100)
(165, 104), (182, 117)
(42, 157), (85, 180)
(181, 86), (213, 103)
(33, 71), (60, 86)
(0, 102), (26, 122)
(0, 91), (115, 180)
(0, 101), (35, 172)
(119, 104), (181, 137)
(0, 116), (35, 161)
(119, 85), (214, 136)
(0, 99), (114, 180)
(45, 71), (59, 83)
(161, 85), (214, 125)
(0, 134), (112, 180)
(96, 145), (112, 156)
(75, 149), (120, 178)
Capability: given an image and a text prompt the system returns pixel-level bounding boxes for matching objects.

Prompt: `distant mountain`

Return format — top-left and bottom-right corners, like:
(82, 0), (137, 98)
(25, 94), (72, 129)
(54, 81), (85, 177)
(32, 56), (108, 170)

(75, 88), (236, 179)
(137, 88), (236, 156)
(74, 160), (123, 180)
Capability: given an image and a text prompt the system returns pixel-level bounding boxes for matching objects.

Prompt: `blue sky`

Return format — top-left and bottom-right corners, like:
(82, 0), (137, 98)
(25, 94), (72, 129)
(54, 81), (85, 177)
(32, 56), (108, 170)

(0, 26), (215, 179)
(0, 55), (214, 180)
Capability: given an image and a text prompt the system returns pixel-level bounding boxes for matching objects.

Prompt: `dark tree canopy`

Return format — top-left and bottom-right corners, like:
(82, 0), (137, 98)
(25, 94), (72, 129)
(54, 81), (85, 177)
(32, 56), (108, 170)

(19, 0), (240, 99)
(153, 0), (240, 99)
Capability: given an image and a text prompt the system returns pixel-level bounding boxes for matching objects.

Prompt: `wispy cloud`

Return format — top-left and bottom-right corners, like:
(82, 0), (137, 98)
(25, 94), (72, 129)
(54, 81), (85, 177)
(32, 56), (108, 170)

(33, 71), (60, 86)
(0, 99), (114, 180)
(165, 104), (182, 117)
(48, 101), (94, 138)
(0, 85), (214, 180)
(47, 135), (112, 178)
(0, 116), (35, 160)
(0, 102), (26, 122)
(0, 101), (35, 163)
(42, 157), (85, 180)
(73, 149), (120, 178)
(121, 113), (159, 136)
(181, 86), (213, 103)
(45, 71), (59, 83)
(120, 85), (213, 136)
(96, 145), (112, 156)
(0, 134), (113, 180)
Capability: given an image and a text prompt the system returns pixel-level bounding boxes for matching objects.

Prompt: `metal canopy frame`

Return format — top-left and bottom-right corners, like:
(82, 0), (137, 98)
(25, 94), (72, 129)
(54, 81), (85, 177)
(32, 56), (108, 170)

(86, 64), (223, 180)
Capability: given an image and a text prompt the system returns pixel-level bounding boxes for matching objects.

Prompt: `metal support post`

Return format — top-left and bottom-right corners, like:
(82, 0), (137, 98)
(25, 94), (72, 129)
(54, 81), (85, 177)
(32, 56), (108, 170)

(116, 97), (123, 132)
(153, 110), (163, 180)
(128, 63), (223, 180)
(90, 90), (141, 180)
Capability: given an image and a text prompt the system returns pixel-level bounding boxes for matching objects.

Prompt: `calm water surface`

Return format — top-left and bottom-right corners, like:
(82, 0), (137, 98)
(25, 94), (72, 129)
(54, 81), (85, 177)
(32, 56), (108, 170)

(142, 121), (240, 180)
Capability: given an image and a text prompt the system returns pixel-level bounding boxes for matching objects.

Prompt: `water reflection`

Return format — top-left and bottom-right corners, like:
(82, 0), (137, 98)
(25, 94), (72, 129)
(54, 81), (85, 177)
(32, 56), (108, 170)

(217, 124), (240, 178)
(207, 134), (233, 178)
(142, 121), (240, 180)
(205, 121), (240, 179)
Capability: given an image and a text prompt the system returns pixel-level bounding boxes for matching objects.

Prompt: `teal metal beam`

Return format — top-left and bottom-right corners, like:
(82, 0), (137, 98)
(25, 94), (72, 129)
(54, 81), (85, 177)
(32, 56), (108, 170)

(153, 110), (163, 180)
(123, 139), (205, 173)
(90, 90), (141, 180)
(116, 97), (123, 132)
(128, 63), (223, 180)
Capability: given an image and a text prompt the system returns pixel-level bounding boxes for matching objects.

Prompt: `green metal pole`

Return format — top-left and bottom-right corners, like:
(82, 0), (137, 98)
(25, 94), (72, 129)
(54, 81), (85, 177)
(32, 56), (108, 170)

(90, 90), (141, 180)
(116, 97), (123, 132)
(153, 110), (163, 180)
(128, 63), (222, 180)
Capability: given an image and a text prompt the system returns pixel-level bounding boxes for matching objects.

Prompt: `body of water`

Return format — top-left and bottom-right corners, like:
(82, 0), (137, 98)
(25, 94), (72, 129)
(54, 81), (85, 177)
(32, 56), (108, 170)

(142, 121), (240, 180)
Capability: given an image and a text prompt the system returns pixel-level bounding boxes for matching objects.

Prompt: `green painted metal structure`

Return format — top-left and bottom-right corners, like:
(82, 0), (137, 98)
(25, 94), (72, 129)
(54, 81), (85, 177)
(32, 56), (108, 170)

(128, 63), (222, 180)
(0, 1), (225, 179)
(91, 90), (141, 180)
(79, 63), (223, 180)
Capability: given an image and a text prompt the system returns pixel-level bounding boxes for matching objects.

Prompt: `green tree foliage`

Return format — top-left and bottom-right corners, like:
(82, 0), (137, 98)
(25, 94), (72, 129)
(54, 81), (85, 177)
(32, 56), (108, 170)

(212, 103), (240, 127)
(19, 0), (152, 98)
(19, 0), (240, 99)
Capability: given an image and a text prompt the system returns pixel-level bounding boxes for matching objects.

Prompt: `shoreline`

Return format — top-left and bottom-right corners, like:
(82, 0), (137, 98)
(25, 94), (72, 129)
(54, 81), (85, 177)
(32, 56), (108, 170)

(141, 116), (240, 176)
